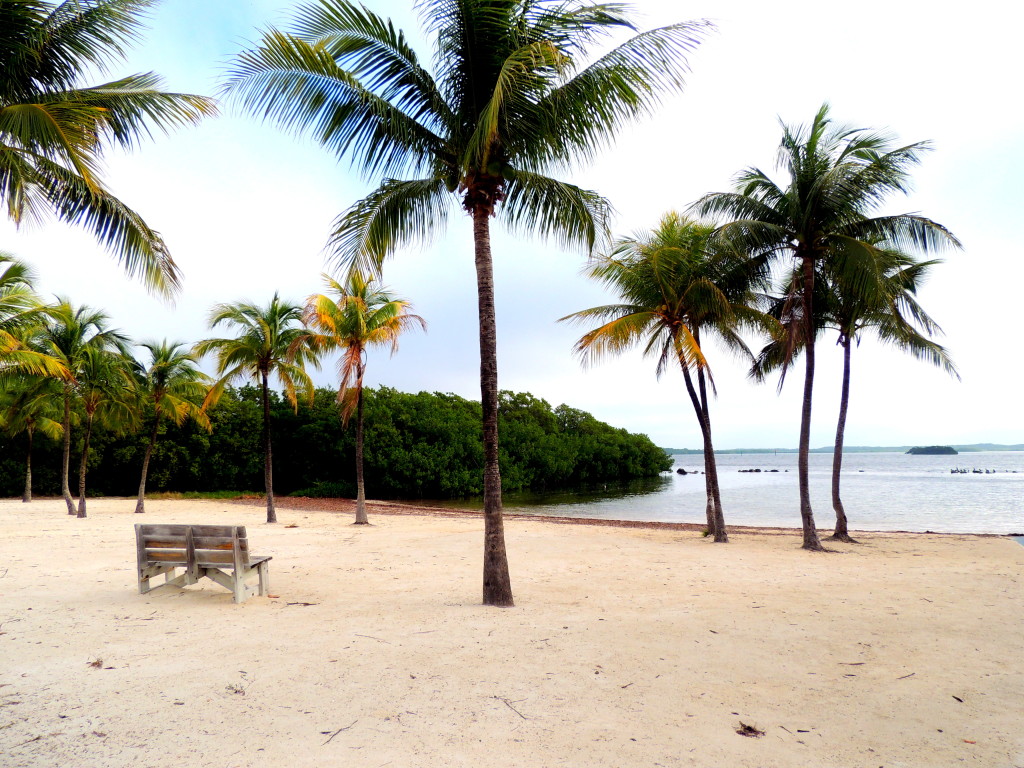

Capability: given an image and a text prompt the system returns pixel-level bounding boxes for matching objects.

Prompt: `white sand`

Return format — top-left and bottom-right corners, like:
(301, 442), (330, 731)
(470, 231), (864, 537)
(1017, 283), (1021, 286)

(1, 497), (1021, 767)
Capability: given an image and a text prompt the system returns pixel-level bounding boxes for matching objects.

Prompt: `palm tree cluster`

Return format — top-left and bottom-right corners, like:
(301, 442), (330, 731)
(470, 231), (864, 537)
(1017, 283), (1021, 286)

(566, 105), (960, 550)
(0, 260), (424, 522)
(1, 0), (963, 609)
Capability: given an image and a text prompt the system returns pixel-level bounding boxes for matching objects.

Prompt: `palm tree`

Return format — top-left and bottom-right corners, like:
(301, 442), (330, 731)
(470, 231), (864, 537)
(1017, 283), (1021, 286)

(0, 0), (216, 295)
(694, 103), (961, 551)
(0, 372), (64, 502)
(561, 212), (769, 543)
(73, 345), (139, 517)
(194, 294), (318, 523)
(755, 247), (958, 542)
(224, 0), (709, 605)
(133, 340), (212, 514)
(37, 299), (130, 514)
(301, 272), (425, 524)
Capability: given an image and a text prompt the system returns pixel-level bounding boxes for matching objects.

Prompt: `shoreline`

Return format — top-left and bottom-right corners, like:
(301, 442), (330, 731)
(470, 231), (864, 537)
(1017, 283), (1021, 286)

(227, 494), (1019, 538)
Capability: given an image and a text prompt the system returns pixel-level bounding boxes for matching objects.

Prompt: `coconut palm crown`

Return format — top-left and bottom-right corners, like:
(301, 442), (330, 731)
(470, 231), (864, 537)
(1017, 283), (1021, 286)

(224, 0), (710, 605)
(0, 0), (217, 296)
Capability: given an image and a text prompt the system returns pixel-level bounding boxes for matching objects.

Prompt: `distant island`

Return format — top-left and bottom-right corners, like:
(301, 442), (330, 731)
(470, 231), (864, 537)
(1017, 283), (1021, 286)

(663, 442), (1023, 455)
(906, 445), (958, 455)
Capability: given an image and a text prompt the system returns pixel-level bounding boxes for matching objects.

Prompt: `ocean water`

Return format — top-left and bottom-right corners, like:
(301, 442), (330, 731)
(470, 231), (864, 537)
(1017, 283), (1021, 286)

(497, 451), (1024, 535)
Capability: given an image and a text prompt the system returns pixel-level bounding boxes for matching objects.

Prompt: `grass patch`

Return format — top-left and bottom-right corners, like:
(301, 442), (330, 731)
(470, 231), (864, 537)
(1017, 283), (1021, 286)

(148, 491), (264, 500)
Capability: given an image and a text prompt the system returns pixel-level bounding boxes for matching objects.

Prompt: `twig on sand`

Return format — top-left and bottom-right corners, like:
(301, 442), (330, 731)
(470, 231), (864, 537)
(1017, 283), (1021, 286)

(322, 720), (357, 745)
(286, 602), (318, 607)
(493, 696), (529, 720)
(897, 672), (916, 680)
(355, 634), (390, 644)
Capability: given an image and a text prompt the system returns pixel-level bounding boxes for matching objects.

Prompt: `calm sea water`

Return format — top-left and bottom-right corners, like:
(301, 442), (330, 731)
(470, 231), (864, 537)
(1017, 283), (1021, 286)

(493, 451), (1024, 535)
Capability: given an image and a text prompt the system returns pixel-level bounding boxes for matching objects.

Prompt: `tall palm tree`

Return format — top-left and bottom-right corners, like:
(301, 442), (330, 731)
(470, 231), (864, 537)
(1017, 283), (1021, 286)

(561, 212), (769, 543)
(694, 104), (961, 551)
(73, 345), (138, 517)
(755, 248), (958, 542)
(301, 271), (425, 524)
(0, 372), (64, 502)
(133, 339), (211, 514)
(37, 298), (130, 514)
(224, 0), (709, 605)
(194, 294), (318, 523)
(0, 0), (216, 295)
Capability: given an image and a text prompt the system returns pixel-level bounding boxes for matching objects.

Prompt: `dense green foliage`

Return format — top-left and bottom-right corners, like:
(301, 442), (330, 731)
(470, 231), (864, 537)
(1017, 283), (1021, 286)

(0, 386), (670, 499)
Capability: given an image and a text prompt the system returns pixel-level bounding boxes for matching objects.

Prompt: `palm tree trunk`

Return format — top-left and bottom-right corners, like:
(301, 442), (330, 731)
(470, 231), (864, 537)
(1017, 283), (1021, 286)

(680, 364), (726, 541)
(61, 391), (75, 515)
(23, 428), (33, 503)
(830, 336), (858, 543)
(76, 415), (94, 518)
(354, 376), (369, 525)
(696, 364), (727, 543)
(472, 203), (513, 607)
(135, 416), (160, 514)
(261, 370), (277, 524)
(798, 255), (824, 551)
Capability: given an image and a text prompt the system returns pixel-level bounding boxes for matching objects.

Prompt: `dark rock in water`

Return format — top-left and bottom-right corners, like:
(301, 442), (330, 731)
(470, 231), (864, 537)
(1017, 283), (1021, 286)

(769, 469), (779, 473)
(906, 445), (958, 455)
(676, 468), (688, 475)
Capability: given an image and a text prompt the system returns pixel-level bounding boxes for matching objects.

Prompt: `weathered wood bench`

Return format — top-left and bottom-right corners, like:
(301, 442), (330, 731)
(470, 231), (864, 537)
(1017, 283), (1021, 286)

(135, 524), (271, 604)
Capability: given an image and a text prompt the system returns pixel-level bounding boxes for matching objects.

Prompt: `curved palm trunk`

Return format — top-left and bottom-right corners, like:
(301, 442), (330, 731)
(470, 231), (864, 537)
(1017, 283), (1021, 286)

(830, 337), (858, 543)
(697, 366), (727, 542)
(798, 255), (824, 551)
(61, 391), (75, 515)
(354, 375), (369, 525)
(261, 370), (277, 524)
(680, 364), (727, 542)
(135, 416), (160, 514)
(23, 427), (33, 503)
(76, 414), (94, 518)
(472, 204), (513, 607)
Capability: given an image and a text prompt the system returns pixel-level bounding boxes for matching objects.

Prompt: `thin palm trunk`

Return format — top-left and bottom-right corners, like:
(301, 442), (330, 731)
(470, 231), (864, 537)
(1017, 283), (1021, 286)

(354, 372), (369, 525)
(261, 370), (277, 524)
(830, 337), (858, 543)
(681, 364), (727, 542)
(61, 390), (74, 514)
(696, 363), (727, 542)
(473, 204), (513, 607)
(135, 417), (160, 514)
(798, 255), (824, 551)
(23, 428), (33, 503)
(76, 414), (94, 518)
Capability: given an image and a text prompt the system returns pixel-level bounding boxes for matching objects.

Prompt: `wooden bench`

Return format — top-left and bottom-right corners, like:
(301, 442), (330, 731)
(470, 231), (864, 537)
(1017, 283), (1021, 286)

(135, 524), (271, 604)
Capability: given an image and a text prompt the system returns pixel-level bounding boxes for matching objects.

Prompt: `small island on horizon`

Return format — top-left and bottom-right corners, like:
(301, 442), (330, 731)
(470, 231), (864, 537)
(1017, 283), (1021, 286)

(906, 445), (958, 455)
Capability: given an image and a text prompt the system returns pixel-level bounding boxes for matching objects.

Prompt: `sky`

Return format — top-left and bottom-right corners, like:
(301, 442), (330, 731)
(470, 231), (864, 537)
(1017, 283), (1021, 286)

(3, 0), (1023, 450)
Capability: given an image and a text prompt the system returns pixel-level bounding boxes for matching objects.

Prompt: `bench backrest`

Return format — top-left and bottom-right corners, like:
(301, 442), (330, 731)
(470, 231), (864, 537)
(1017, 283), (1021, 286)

(135, 524), (252, 568)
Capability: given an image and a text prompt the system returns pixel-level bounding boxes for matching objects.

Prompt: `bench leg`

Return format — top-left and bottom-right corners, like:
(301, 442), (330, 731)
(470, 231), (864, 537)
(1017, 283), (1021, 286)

(232, 571), (246, 604)
(257, 560), (270, 596)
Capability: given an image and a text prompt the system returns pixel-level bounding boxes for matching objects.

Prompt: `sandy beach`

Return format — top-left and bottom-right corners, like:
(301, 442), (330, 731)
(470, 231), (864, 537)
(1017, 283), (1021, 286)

(1, 497), (1021, 768)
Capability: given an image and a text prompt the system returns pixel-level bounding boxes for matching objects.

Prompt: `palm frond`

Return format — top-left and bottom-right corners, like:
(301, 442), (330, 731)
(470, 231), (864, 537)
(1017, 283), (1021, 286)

(327, 177), (451, 274)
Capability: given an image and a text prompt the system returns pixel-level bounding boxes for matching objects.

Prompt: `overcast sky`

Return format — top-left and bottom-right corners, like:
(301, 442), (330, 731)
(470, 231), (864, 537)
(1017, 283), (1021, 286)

(4, 0), (1022, 450)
